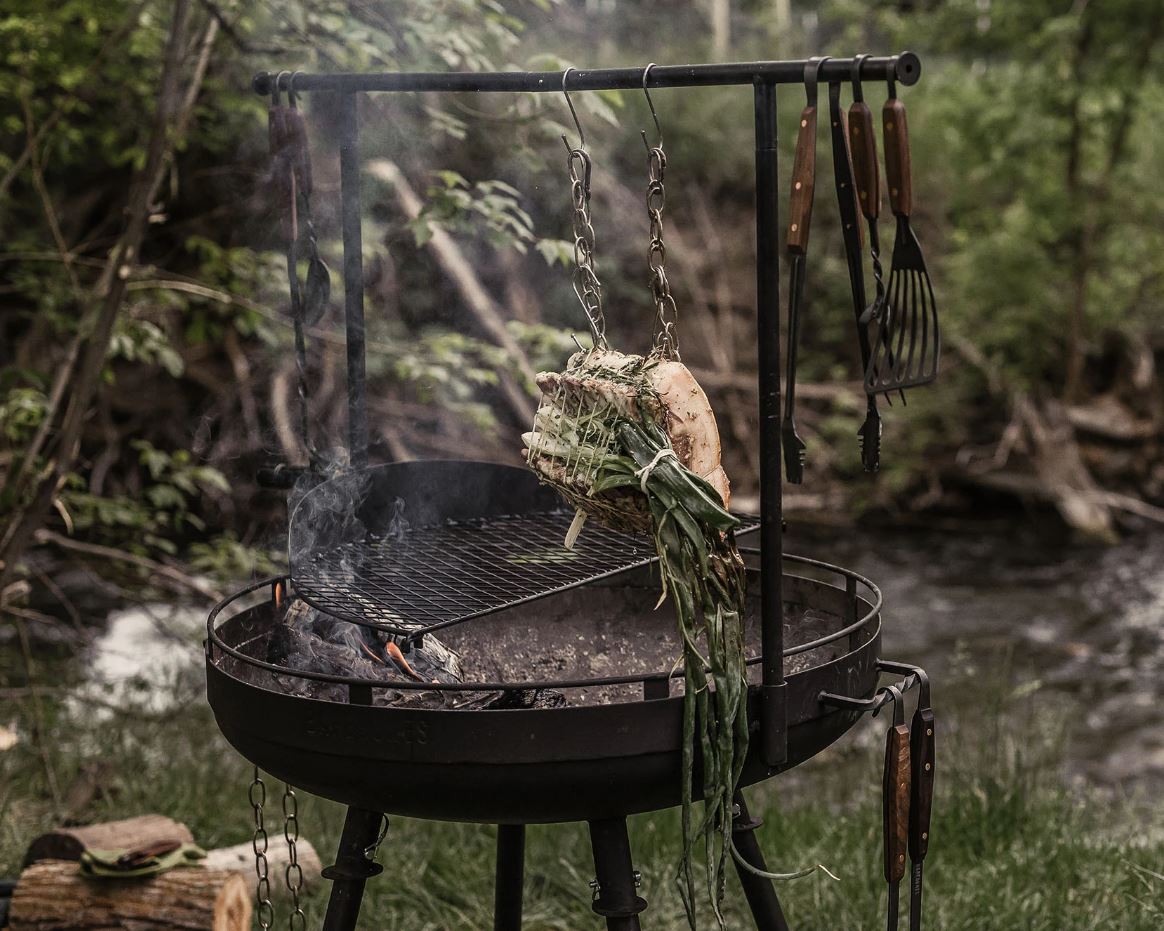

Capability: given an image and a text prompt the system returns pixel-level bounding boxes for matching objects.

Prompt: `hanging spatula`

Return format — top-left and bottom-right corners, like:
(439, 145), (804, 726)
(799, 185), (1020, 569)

(865, 81), (940, 393)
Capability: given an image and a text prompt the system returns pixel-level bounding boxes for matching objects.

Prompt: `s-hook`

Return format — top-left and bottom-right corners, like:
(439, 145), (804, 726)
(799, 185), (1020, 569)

(561, 67), (607, 350)
(640, 63), (678, 360)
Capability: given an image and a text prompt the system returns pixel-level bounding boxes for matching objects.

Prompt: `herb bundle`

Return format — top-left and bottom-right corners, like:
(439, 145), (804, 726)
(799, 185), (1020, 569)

(525, 349), (748, 927)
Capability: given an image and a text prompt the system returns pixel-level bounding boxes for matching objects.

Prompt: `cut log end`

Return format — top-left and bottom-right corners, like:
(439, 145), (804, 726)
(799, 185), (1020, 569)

(8, 861), (251, 931)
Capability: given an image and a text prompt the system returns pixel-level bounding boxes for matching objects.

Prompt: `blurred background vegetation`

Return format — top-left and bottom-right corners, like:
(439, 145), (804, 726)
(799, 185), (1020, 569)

(2, 0), (1163, 600)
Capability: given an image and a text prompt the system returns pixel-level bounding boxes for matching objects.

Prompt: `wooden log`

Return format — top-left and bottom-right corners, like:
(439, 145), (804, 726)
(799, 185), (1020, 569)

(202, 838), (323, 889)
(24, 814), (322, 890)
(24, 815), (193, 866)
(7, 861), (250, 930)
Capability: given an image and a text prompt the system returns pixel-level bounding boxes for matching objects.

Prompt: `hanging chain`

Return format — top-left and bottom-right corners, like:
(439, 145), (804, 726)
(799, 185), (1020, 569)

(564, 140), (607, 350)
(645, 141), (679, 359)
(250, 767), (275, 930)
(283, 785), (306, 931)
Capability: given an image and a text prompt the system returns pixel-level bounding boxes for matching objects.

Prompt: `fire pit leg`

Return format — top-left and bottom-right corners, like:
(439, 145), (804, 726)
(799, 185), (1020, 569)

(320, 807), (386, 931)
(587, 818), (647, 930)
(731, 793), (791, 931)
(493, 824), (525, 930)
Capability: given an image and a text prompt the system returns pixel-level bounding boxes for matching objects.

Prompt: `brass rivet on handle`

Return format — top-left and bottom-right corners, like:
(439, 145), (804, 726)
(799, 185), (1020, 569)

(927, 729), (933, 736)
(791, 223), (799, 232)
(886, 121), (894, 131)
(800, 118), (807, 127)
(795, 181), (802, 190)
(925, 763), (931, 772)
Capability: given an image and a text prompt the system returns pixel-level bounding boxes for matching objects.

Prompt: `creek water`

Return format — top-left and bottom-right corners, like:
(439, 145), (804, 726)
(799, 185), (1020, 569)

(28, 527), (1164, 791)
(791, 524), (1164, 790)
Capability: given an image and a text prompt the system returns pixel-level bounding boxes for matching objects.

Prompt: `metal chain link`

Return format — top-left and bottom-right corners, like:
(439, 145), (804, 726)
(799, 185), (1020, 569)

(644, 141), (679, 359)
(249, 767), (275, 930)
(283, 784), (306, 931)
(563, 140), (607, 350)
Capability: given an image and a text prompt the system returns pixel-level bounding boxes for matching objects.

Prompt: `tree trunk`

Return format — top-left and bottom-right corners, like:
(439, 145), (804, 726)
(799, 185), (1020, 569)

(8, 861), (250, 931)
(0, 0), (216, 597)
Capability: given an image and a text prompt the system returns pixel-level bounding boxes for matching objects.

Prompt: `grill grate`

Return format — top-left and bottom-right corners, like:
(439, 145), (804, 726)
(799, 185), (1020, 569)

(292, 510), (759, 638)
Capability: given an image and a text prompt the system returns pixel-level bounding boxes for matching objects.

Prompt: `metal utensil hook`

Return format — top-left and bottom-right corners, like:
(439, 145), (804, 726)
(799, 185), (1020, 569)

(873, 683), (906, 725)
(851, 53), (870, 103)
(561, 67), (586, 153)
(804, 56), (828, 109)
(271, 69), (291, 107)
(288, 70), (305, 108)
(640, 62), (663, 154)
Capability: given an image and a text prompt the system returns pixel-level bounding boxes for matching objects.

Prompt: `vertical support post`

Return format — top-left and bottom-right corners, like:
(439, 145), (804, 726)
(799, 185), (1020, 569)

(339, 92), (369, 468)
(588, 818), (647, 931)
(493, 824), (526, 931)
(321, 807), (385, 931)
(731, 793), (791, 931)
(754, 79), (787, 766)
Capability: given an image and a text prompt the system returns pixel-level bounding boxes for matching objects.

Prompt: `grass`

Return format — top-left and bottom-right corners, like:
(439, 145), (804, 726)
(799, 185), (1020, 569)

(1, 644), (1162, 929)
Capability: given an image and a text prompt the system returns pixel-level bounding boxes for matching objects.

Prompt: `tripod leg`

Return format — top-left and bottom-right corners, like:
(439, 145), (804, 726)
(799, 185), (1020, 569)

(321, 807), (386, 931)
(588, 818), (648, 931)
(731, 793), (791, 931)
(493, 824), (526, 931)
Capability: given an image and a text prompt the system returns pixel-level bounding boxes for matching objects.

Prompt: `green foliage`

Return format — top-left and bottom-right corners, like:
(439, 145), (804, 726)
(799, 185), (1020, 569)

(411, 172), (535, 253)
(107, 318), (184, 379)
(0, 387), (47, 443)
(188, 531), (282, 581)
(58, 442), (229, 555)
(391, 330), (508, 430)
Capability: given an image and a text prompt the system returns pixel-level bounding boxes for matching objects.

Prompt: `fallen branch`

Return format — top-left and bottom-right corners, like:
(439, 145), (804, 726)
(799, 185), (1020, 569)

(32, 529), (222, 603)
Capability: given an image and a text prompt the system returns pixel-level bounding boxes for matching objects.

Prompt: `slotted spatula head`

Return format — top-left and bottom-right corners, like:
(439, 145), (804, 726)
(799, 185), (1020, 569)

(865, 222), (940, 393)
(864, 96), (940, 395)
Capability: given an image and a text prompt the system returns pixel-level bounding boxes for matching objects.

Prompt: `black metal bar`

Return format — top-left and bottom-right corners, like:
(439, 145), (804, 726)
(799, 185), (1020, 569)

(493, 824), (526, 931)
(731, 793), (792, 931)
(339, 92), (368, 467)
(253, 53), (919, 96)
(588, 818), (647, 931)
(755, 79), (787, 767)
(321, 807), (385, 931)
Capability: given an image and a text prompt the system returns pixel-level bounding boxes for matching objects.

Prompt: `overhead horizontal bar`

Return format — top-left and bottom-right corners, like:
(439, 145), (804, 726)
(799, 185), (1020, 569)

(252, 52), (919, 96)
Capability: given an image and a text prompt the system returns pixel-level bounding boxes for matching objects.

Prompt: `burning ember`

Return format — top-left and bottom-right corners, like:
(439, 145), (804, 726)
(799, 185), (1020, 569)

(265, 594), (565, 710)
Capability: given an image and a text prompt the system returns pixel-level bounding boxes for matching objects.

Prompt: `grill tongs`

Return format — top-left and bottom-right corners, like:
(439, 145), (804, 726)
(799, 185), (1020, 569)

(781, 58), (827, 484)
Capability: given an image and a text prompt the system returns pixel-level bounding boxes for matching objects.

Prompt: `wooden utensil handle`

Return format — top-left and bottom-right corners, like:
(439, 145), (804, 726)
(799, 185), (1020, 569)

(787, 105), (817, 254)
(838, 107), (865, 251)
(883, 722), (911, 883)
(848, 101), (880, 220)
(882, 97), (912, 216)
(909, 707), (935, 860)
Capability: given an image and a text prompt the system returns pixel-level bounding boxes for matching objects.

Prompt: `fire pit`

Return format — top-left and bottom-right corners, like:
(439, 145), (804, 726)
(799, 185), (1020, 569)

(207, 460), (883, 824)
(205, 52), (937, 931)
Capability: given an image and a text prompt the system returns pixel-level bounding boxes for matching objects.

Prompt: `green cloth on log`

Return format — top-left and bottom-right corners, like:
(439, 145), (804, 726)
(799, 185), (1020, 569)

(79, 842), (206, 879)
